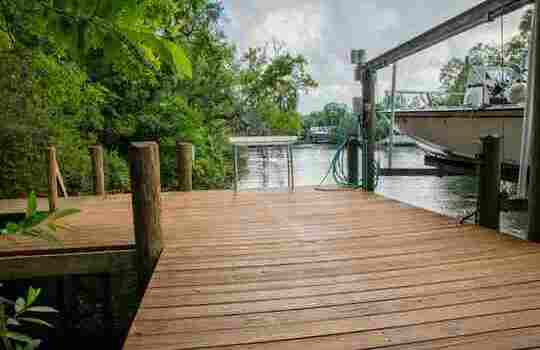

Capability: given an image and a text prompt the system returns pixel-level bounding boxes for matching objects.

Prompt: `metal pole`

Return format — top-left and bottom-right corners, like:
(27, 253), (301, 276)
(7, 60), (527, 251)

(519, 3), (537, 198)
(289, 144), (295, 192)
(389, 63), (397, 169)
(285, 146), (290, 190)
(528, 0), (540, 241)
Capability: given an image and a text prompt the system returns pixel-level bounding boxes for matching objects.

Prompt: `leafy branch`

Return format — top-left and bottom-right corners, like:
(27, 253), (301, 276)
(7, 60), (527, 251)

(0, 192), (80, 245)
(0, 286), (58, 350)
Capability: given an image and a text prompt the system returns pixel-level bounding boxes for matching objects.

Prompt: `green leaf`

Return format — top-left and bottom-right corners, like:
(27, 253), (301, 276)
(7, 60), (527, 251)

(15, 298), (25, 314)
(47, 208), (80, 221)
(26, 192), (37, 219)
(5, 223), (19, 234)
(18, 317), (54, 329)
(117, 26), (192, 79)
(7, 318), (20, 326)
(25, 340), (42, 350)
(161, 40), (192, 79)
(26, 288), (41, 307)
(26, 306), (58, 313)
(46, 222), (57, 233)
(5, 331), (33, 343)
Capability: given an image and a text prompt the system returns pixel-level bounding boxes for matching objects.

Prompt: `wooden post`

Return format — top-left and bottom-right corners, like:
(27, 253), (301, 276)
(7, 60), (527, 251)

(528, 0), (540, 241)
(361, 68), (377, 191)
(478, 135), (501, 231)
(233, 145), (239, 192)
(128, 142), (163, 294)
(347, 139), (359, 186)
(176, 142), (193, 192)
(90, 145), (105, 196)
(47, 146), (58, 212)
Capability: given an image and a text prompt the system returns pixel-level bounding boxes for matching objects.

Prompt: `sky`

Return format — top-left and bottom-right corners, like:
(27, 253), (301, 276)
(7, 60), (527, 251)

(222, 0), (530, 114)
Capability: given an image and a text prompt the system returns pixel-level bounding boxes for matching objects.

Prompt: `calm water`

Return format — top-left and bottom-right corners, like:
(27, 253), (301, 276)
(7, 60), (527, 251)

(238, 145), (528, 238)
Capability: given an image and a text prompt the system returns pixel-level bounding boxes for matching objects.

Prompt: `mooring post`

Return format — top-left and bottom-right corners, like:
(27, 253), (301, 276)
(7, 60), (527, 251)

(47, 146), (58, 212)
(478, 135), (501, 231)
(176, 142), (193, 192)
(128, 142), (163, 295)
(347, 138), (359, 186)
(361, 68), (377, 191)
(90, 145), (105, 196)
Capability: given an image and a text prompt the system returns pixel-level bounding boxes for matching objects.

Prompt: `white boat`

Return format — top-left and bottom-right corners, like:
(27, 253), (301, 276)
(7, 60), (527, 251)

(395, 105), (524, 164)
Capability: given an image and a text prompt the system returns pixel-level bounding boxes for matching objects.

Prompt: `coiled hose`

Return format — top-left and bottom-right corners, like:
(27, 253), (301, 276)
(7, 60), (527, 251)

(318, 135), (380, 190)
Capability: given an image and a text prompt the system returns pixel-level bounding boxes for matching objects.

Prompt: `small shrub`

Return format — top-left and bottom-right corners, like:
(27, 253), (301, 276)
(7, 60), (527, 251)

(104, 149), (130, 193)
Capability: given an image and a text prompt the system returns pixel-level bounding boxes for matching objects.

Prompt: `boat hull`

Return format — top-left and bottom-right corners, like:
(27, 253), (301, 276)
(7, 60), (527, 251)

(395, 107), (524, 164)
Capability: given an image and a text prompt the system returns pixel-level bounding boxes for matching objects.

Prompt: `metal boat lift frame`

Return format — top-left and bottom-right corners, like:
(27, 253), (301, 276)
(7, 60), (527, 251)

(354, 0), (540, 240)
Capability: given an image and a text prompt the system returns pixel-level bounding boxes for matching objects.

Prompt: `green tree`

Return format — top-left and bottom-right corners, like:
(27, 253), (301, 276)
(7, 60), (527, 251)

(237, 41), (318, 135)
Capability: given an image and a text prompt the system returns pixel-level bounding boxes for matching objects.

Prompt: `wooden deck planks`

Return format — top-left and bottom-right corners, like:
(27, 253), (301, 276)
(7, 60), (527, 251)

(0, 195), (135, 256)
(3, 189), (539, 348)
(119, 190), (540, 350)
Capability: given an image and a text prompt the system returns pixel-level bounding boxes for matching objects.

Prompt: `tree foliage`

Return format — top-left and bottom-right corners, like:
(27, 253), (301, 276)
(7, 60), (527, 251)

(236, 40), (318, 135)
(0, 0), (320, 197)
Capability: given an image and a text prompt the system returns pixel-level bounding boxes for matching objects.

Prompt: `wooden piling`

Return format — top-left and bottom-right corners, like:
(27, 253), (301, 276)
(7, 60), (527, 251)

(128, 142), (163, 294)
(90, 145), (105, 196)
(478, 135), (501, 231)
(361, 68), (377, 191)
(176, 142), (193, 192)
(47, 146), (58, 212)
(347, 139), (359, 186)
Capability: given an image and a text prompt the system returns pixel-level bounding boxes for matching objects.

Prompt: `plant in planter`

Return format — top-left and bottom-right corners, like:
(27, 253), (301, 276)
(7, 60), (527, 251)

(0, 192), (80, 243)
(0, 286), (58, 350)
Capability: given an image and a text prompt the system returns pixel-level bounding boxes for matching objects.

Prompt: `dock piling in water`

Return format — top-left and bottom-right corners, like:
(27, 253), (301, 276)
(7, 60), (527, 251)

(361, 67), (377, 192)
(478, 135), (501, 231)
(347, 138), (359, 186)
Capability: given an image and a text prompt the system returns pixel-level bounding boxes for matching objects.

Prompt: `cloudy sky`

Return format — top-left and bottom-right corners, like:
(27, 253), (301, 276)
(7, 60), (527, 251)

(222, 0), (530, 114)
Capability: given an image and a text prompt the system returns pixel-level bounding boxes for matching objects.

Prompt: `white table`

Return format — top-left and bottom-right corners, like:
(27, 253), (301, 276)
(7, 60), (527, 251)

(229, 136), (298, 192)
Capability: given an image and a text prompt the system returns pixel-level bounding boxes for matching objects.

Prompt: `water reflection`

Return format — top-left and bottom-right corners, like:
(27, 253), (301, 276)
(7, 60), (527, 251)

(238, 144), (527, 238)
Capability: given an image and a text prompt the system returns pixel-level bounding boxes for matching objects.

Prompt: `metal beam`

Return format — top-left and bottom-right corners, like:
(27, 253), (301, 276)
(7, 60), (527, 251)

(358, 0), (532, 74)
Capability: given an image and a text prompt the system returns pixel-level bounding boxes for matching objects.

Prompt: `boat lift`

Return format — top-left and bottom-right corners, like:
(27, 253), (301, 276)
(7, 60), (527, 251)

(352, 0), (540, 239)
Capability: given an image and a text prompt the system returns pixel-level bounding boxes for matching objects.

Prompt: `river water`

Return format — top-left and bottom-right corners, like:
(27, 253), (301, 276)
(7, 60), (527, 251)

(237, 144), (528, 238)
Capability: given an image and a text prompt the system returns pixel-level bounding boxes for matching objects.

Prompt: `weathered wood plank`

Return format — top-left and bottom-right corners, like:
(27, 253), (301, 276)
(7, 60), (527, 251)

(0, 249), (136, 280)
(134, 279), (540, 334)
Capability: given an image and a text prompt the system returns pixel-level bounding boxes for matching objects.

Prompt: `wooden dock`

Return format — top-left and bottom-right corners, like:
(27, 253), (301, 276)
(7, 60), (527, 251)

(113, 189), (540, 350)
(3, 188), (540, 348)
(0, 195), (136, 279)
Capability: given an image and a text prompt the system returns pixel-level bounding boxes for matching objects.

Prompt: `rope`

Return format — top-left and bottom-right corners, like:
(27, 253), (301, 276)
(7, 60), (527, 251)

(316, 133), (380, 191)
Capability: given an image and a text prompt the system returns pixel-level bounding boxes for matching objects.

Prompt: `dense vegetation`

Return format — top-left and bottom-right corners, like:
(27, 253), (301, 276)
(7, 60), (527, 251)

(0, 0), (318, 198)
